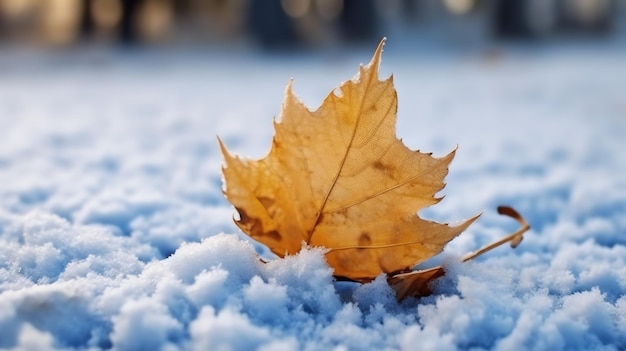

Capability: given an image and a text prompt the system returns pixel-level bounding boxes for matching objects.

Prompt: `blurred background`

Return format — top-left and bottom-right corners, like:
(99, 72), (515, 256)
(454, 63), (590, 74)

(0, 0), (624, 49)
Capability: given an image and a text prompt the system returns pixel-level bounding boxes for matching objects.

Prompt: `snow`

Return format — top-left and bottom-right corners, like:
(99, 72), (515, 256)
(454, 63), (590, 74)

(1, 41), (625, 350)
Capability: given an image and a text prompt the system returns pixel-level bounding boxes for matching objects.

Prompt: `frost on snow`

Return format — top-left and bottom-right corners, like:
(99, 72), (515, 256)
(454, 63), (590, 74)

(1, 45), (626, 350)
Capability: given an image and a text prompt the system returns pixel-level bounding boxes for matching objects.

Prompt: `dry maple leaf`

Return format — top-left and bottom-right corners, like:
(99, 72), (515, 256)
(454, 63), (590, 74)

(219, 38), (480, 283)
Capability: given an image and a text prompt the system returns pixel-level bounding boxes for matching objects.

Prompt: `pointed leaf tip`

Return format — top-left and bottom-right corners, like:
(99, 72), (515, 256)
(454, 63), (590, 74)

(367, 38), (386, 73)
(217, 136), (229, 158)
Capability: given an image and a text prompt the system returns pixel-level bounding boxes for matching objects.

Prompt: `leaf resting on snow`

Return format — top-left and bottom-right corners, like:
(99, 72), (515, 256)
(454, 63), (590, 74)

(219, 38), (479, 283)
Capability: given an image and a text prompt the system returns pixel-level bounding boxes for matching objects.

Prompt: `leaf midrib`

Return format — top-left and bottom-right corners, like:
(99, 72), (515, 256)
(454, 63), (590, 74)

(306, 64), (378, 243)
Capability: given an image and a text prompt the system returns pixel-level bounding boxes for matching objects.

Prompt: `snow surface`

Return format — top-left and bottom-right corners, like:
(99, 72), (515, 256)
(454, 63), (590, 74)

(1, 42), (625, 350)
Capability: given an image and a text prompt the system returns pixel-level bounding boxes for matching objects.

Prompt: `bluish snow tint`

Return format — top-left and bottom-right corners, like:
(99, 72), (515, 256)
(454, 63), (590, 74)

(0, 43), (625, 350)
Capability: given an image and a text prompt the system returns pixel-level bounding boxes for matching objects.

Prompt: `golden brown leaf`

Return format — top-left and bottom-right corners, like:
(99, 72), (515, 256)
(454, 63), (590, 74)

(219, 39), (479, 283)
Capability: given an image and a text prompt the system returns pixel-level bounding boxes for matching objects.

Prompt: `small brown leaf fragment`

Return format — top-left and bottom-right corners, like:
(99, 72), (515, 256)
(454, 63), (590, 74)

(219, 38), (479, 283)
(388, 267), (445, 300)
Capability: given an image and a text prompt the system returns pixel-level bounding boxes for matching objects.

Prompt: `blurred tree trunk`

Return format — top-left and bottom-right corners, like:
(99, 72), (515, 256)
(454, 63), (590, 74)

(80, 0), (94, 39)
(340, 0), (379, 42)
(120, 0), (140, 43)
(247, 0), (297, 48)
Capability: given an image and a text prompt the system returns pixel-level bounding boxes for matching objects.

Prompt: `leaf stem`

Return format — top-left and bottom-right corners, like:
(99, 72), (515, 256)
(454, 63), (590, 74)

(460, 206), (530, 263)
